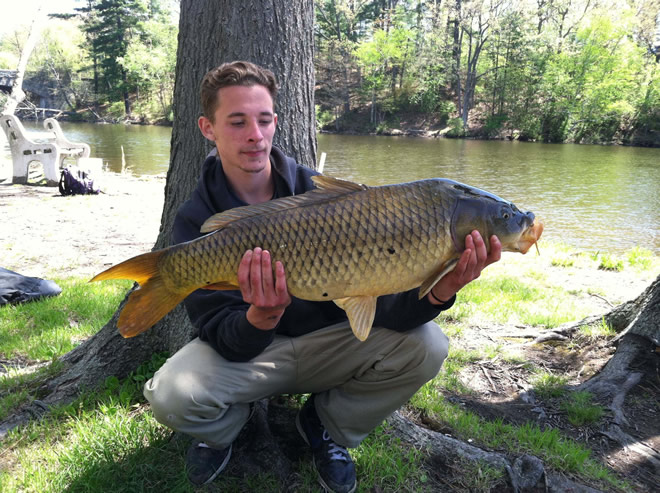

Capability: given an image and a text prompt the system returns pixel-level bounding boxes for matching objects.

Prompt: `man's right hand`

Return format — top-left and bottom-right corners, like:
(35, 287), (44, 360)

(238, 247), (291, 330)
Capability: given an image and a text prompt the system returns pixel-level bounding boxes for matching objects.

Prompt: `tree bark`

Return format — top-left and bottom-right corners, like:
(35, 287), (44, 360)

(0, 0), (316, 437)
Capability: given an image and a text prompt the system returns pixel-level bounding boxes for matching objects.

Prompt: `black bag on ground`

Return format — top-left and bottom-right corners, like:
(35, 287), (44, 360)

(0, 268), (62, 306)
(59, 166), (100, 196)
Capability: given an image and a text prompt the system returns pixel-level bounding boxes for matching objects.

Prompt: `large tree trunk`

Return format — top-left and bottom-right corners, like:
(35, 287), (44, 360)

(0, 0), (316, 437)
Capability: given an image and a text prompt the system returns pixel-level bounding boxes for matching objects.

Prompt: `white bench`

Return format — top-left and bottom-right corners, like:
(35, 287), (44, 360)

(0, 114), (91, 185)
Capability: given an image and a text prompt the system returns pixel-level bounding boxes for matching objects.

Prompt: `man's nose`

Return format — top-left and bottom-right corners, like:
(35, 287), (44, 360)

(246, 120), (263, 141)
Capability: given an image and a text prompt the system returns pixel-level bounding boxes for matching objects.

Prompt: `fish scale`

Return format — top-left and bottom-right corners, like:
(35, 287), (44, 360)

(91, 175), (543, 340)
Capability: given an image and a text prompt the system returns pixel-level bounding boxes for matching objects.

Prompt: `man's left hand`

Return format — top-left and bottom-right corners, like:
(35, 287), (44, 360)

(428, 230), (501, 305)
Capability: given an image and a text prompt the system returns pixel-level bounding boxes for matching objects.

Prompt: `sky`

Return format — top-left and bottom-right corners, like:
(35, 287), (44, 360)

(2, 0), (83, 36)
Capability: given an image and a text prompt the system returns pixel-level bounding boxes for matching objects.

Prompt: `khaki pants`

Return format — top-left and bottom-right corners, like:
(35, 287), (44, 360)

(144, 321), (448, 449)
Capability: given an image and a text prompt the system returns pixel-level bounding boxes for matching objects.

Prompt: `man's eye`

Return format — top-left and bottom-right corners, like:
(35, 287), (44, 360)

(260, 120), (272, 125)
(231, 121), (244, 126)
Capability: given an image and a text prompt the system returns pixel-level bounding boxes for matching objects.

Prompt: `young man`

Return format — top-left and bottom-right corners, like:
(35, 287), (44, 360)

(144, 61), (501, 493)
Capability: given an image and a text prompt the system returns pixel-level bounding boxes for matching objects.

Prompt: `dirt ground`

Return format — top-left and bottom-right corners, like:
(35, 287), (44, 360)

(1, 161), (658, 491)
(1, 163), (165, 279)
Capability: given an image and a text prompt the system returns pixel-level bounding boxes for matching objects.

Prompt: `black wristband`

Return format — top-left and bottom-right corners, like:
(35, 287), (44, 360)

(429, 290), (449, 305)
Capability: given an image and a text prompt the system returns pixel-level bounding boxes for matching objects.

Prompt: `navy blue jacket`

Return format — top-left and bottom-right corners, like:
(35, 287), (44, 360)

(172, 147), (454, 361)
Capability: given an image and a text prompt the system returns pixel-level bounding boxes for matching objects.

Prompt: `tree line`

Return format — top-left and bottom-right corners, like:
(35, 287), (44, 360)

(1, 0), (658, 145)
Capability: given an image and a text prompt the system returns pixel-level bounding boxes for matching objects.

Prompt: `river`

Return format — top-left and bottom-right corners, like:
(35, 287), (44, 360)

(3, 121), (659, 255)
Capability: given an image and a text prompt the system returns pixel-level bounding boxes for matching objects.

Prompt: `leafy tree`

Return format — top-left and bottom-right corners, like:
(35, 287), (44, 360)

(315, 0), (376, 118)
(119, 6), (177, 121)
(78, 0), (149, 115)
(25, 20), (92, 113)
(356, 25), (415, 124)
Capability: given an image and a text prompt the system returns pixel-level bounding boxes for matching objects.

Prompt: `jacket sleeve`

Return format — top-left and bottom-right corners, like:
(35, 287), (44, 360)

(373, 289), (456, 331)
(183, 289), (278, 362)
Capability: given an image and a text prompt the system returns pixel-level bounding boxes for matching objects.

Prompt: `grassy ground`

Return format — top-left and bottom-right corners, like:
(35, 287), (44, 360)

(0, 242), (658, 492)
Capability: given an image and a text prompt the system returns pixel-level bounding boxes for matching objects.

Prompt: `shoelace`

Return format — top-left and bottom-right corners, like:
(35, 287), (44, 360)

(322, 430), (350, 462)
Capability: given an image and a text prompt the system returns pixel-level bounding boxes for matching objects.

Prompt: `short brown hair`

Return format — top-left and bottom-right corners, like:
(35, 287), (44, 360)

(200, 61), (278, 122)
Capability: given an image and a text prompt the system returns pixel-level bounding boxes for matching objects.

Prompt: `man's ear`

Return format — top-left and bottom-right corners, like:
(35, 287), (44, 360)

(198, 116), (215, 142)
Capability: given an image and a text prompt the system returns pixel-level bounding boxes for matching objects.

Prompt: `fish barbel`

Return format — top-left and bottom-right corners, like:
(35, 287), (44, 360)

(91, 175), (543, 340)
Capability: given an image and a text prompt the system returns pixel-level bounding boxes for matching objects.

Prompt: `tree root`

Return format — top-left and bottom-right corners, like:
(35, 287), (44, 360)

(388, 411), (603, 492)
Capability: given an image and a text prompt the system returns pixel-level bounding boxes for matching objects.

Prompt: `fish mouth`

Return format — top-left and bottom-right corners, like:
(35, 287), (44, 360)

(517, 219), (544, 254)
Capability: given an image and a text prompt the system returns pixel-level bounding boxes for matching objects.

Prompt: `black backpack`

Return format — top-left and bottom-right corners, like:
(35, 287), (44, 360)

(59, 166), (100, 196)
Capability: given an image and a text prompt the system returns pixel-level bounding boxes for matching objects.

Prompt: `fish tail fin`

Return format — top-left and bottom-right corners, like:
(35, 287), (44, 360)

(90, 250), (163, 284)
(90, 250), (191, 338)
(117, 275), (192, 337)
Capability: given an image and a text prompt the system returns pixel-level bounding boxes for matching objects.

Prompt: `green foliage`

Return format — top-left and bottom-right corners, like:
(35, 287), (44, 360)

(446, 117), (465, 137)
(483, 113), (508, 137)
(316, 105), (335, 128)
(120, 15), (177, 120)
(312, 1), (659, 145)
(598, 253), (624, 272)
(531, 372), (568, 399)
(579, 318), (617, 339)
(561, 391), (604, 426)
(627, 247), (654, 270)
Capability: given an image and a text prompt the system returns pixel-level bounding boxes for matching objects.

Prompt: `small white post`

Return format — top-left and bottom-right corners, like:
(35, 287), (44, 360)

(318, 152), (327, 174)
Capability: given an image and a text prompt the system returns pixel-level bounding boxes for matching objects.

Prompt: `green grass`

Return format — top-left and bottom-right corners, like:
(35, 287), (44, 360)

(561, 391), (604, 427)
(531, 371), (569, 399)
(597, 253), (624, 272)
(1, 357), (426, 493)
(438, 275), (593, 329)
(409, 381), (625, 490)
(551, 254), (575, 267)
(352, 424), (428, 491)
(579, 318), (617, 339)
(0, 278), (132, 361)
(626, 246), (654, 270)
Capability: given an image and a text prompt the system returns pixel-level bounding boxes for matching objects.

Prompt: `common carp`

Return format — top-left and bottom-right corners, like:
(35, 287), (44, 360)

(91, 175), (543, 340)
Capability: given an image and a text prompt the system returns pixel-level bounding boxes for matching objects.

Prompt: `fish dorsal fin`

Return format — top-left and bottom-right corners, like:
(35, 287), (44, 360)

(334, 295), (377, 341)
(200, 175), (369, 233)
(418, 258), (460, 299)
(311, 175), (369, 192)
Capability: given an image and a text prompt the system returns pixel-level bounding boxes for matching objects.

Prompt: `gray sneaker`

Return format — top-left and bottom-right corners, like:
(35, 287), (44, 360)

(185, 441), (232, 486)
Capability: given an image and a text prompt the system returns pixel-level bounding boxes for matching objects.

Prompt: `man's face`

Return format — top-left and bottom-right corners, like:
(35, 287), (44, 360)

(198, 85), (277, 175)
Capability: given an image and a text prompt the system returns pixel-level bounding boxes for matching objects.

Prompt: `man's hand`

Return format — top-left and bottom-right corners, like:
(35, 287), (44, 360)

(238, 247), (291, 330)
(428, 231), (502, 305)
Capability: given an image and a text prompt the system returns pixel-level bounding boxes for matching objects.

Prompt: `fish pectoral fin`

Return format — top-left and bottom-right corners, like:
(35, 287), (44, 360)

(333, 295), (377, 342)
(201, 281), (240, 290)
(418, 258), (460, 299)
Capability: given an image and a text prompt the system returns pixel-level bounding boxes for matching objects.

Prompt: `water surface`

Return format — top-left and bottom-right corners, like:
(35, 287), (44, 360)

(3, 122), (658, 255)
